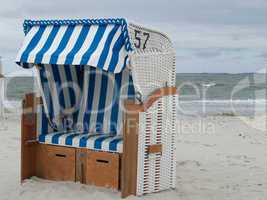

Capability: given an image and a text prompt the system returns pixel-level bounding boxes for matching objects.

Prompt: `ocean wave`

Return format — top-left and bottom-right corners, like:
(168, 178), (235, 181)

(179, 99), (267, 104)
(201, 82), (217, 88)
(2, 100), (21, 109)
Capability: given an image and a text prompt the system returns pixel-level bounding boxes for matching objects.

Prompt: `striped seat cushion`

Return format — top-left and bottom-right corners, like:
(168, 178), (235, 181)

(38, 132), (123, 153)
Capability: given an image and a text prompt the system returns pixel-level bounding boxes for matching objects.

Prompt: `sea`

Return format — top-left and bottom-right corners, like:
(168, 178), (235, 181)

(3, 73), (267, 117)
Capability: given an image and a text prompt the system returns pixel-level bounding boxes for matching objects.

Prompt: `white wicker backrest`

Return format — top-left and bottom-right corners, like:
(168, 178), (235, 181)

(128, 23), (176, 101)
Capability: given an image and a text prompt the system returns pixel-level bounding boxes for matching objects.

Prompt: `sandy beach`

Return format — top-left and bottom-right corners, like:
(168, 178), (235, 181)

(0, 112), (266, 200)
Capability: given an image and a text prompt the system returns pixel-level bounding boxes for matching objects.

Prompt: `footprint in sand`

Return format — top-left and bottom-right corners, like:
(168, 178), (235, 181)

(177, 160), (201, 167)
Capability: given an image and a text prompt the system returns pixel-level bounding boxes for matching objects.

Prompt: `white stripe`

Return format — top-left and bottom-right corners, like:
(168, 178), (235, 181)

(117, 140), (123, 153)
(58, 65), (71, 109)
(113, 47), (128, 73)
(36, 67), (50, 119)
(16, 26), (40, 62)
(58, 133), (71, 145)
(77, 67), (90, 131)
(45, 132), (61, 144)
(86, 134), (102, 149)
(102, 28), (122, 71)
(57, 25), (83, 64)
(116, 69), (130, 134)
(72, 134), (86, 147)
(87, 25), (114, 67)
(45, 64), (62, 129)
(72, 26), (98, 64)
(27, 26), (54, 63)
(36, 104), (42, 135)
(89, 69), (102, 132)
(48, 123), (54, 133)
(69, 65), (82, 111)
(102, 73), (115, 132)
(57, 65), (75, 125)
(41, 26), (68, 63)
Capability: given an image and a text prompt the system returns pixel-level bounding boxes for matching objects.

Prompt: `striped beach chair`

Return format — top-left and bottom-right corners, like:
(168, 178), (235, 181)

(16, 18), (177, 197)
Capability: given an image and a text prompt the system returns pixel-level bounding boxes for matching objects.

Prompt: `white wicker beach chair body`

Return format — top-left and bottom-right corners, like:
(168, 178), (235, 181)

(128, 23), (177, 195)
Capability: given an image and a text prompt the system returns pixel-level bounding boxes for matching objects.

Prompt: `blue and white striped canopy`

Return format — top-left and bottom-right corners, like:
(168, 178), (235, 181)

(16, 18), (132, 73)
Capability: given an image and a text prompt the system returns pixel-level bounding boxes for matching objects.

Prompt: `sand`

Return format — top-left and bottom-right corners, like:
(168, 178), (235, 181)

(0, 113), (266, 200)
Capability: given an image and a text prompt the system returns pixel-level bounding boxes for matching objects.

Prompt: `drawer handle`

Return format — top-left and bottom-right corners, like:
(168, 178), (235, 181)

(55, 154), (66, 158)
(96, 159), (109, 164)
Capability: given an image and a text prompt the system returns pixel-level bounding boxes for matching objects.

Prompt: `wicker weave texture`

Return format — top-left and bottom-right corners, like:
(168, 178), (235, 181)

(136, 94), (178, 195)
(128, 23), (176, 101)
(129, 22), (177, 195)
(130, 51), (176, 101)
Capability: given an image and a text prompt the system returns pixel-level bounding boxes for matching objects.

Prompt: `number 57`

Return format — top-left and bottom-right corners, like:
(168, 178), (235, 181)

(134, 30), (150, 50)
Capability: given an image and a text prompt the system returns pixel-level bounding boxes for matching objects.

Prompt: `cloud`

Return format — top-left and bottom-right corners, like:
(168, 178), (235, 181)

(1, 0), (267, 74)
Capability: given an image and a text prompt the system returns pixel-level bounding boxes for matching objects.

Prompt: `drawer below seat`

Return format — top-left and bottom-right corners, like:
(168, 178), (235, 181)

(86, 150), (120, 190)
(35, 144), (121, 190)
(36, 144), (76, 181)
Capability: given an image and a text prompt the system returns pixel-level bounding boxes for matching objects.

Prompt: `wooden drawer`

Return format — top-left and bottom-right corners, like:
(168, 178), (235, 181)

(86, 151), (120, 190)
(36, 144), (76, 181)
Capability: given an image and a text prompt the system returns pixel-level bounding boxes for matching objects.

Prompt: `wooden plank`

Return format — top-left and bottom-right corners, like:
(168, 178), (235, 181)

(36, 144), (76, 181)
(21, 93), (37, 182)
(121, 111), (139, 198)
(148, 144), (162, 154)
(35, 96), (43, 105)
(124, 87), (177, 112)
(121, 87), (176, 197)
(76, 148), (87, 183)
(86, 150), (120, 190)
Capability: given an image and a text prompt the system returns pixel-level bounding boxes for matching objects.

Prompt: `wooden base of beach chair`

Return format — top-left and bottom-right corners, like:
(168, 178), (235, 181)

(21, 86), (176, 197)
(21, 93), (122, 191)
(23, 141), (121, 190)
(21, 93), (37, 182)
(36, 144), (76, 181)
(35, 144), (120, 189)
(86, 150), (120, 190)
(76, 149), (121, 190)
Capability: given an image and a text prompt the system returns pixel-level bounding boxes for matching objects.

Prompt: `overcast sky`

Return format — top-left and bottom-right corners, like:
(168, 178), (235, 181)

(1, 0), (267, 75)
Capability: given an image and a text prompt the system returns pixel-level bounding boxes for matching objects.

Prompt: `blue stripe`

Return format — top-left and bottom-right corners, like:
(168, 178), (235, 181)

(41, 106), (48, 135)
(21, 62), (30, 68)
(109, 72), (123, 133)
(109, 138), (122, 151)
(128, 74), (135, 100)
(20, 26), (46, 62)
(34, 26), (60, 63)
(51, 132), (66, 144)
(94, 135), (112, 150)
(65, 25), (91, 64)
(51, 65), (66, 110)
(38, 134), (46, 143)
(107, 32), (125, 72)
(83, 67), (96, 132)
(95, 71), (109, 132)
(80, 25), (107, 64)
(65, 133), (80, 145)
(73, 65), (84, 125)
(63, 65), (75, 107)
(97, 25), (120, 68)
(50, 25), (75, 64)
